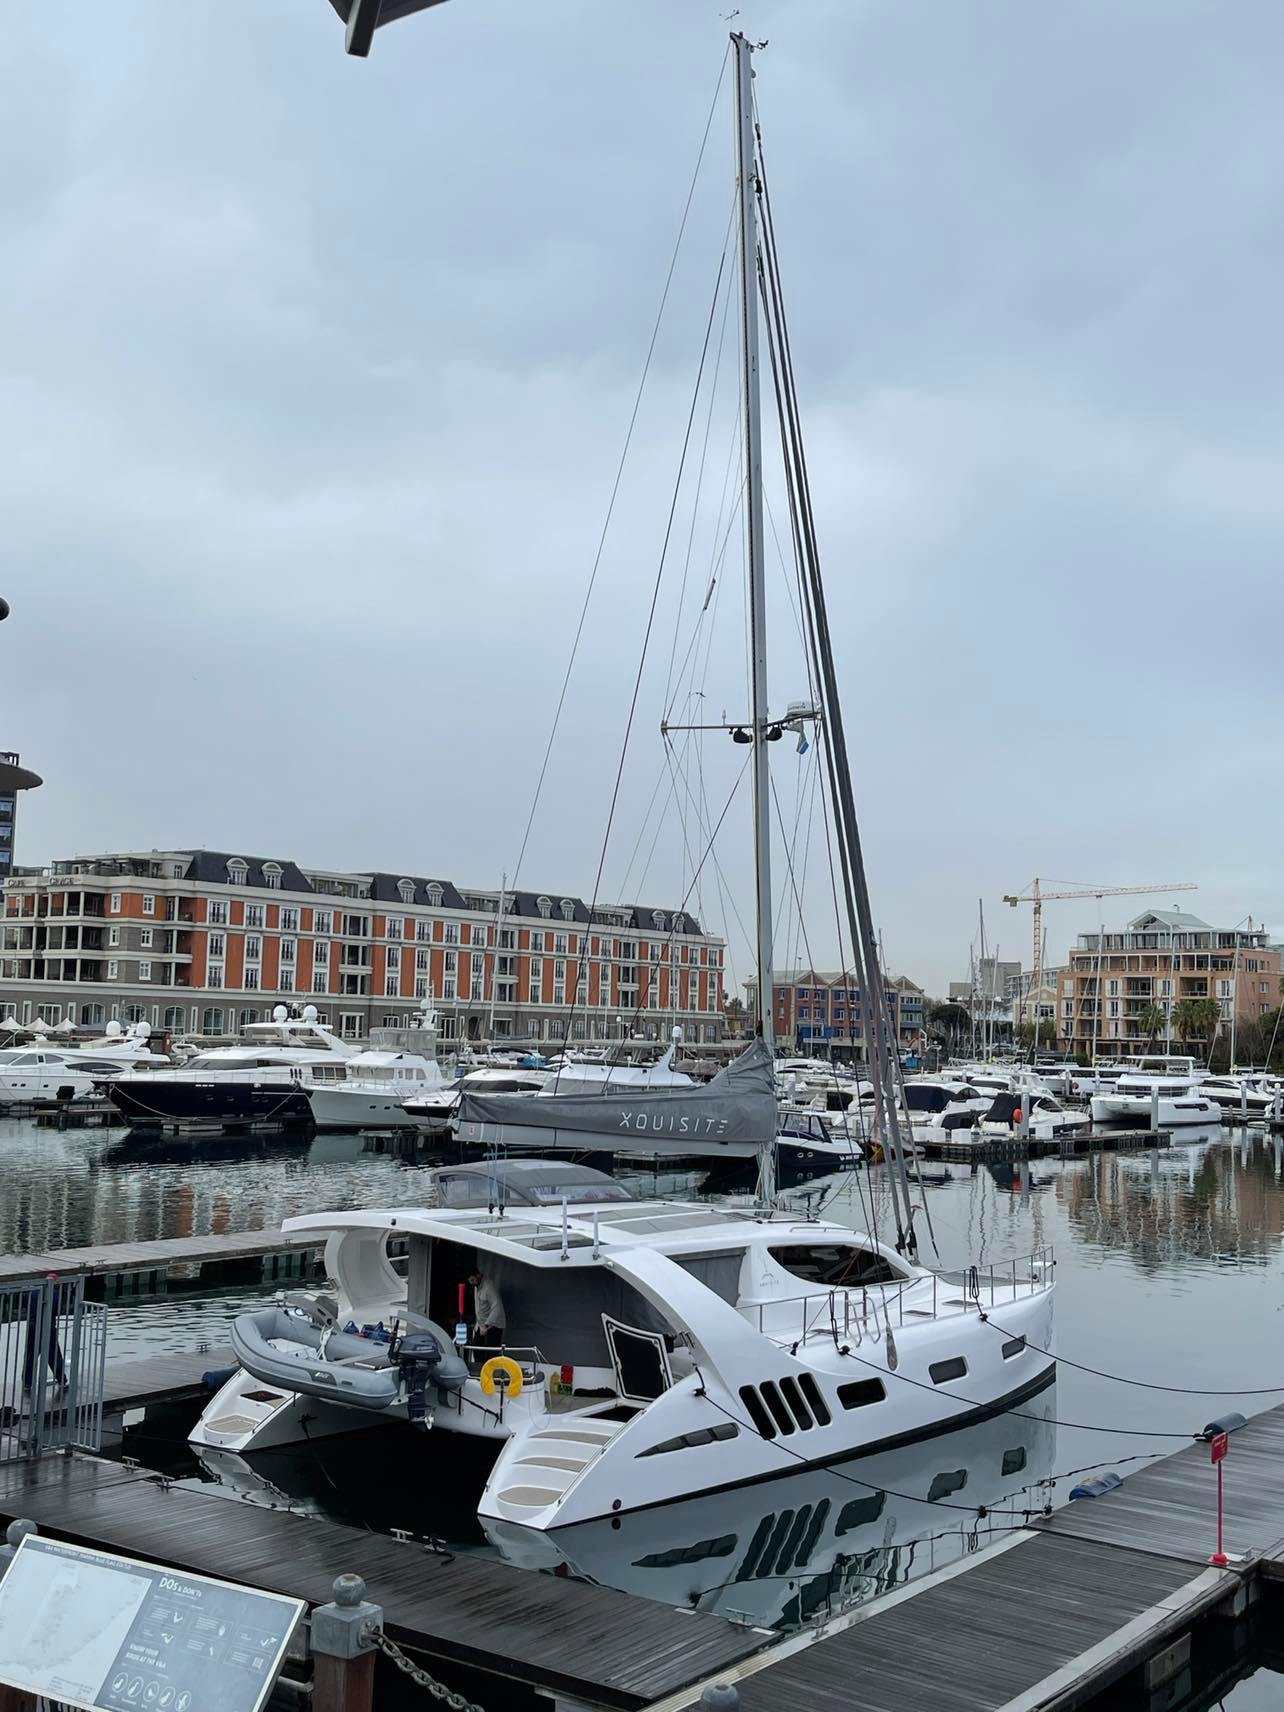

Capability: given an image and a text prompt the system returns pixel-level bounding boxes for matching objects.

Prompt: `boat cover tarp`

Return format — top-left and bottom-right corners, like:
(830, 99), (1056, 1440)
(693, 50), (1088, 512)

(457, 1036), (776, 1150)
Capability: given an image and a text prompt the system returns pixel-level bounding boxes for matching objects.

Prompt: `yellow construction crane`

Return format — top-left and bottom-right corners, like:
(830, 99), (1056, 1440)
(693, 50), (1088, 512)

(1002, 880), (1198, 1032)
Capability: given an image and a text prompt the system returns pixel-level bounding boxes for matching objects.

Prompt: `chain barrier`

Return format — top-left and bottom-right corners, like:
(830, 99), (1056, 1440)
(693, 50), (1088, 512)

(372, 1629), (488, 1712)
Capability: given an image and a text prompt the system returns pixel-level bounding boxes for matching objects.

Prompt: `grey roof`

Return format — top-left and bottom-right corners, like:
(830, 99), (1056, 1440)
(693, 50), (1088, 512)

(367, 872), (467, 911)
(1128, 910), (1211, 930)
(510, 890), (592, 925)
(183, 851), (315, 893)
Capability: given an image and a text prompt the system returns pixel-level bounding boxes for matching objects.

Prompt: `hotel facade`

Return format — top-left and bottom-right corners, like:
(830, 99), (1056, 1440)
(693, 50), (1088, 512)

(1, 848), (726, 1045)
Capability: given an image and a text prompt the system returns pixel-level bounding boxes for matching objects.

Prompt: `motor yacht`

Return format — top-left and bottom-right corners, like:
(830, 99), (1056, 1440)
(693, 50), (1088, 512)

(1195, 1075), (1280, 1118)
(899, 1079), (991, 1132)
(403, 1066), (552, 1137)
(189, 1195), (1055, 1534)
(976, 1091), (1091, 1142)
(0, 1048), (96, 1106)
(1090, 1074), (1220, 1129)
(107, 1005), (360, 1127)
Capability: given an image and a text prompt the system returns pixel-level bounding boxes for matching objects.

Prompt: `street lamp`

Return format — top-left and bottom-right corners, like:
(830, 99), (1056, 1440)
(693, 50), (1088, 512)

(616, 1015), (624, 1041)
(328, 0), (451, 57)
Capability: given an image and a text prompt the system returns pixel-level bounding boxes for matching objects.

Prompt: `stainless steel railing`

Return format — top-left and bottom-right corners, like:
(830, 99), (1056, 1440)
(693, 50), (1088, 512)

(0, 1275), (106, 1459)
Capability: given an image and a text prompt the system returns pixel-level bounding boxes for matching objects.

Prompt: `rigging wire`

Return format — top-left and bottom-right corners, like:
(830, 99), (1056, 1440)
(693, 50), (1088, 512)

(974, 1314), (1284, 1398)
(499, 47), (729, 911)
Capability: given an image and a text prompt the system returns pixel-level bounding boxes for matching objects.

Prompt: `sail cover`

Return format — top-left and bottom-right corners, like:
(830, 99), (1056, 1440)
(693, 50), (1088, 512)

(456, 1037), (776, 1150)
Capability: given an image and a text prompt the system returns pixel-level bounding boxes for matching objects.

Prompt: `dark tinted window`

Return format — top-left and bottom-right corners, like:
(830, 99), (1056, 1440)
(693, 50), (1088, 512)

(770, 1244), (900, 1287)
(837, 1378), (886, 1409)
(929, 1357), (968, 1384)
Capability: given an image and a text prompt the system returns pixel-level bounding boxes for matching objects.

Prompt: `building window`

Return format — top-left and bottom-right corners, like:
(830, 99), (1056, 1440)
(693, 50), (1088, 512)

(110, 893), (121, 913)
(206, 964), (222, 988)
(387, 916), (402, 939)
(414, 977), (429, 999)
(280, 939), (296, 964)
(398, 880), (415, 904)
(314, 910), (332, 935)
(281, 907), (299, 932)
(208, 900), (228, 925)
(201, 1007), (225, 1033)
(246, 904), (264, 929)
(245, 936), (262, 961)
(499, 928), (515, 950)
(142, 895), (155, 915)
(208, 933), (224, 958)
(107, 960), (118, 980)
(561, 900), (575, 921)
(245, 967), (260, 990)
(138, 961), (152, 981)
(263, 863), (282, 889)
(314, 940), (329, 964)
(109, 926), (120, 947)
(416, 948), (430, 973)
(443, 923), (459, 945)
(140, 927), (153, 949)
(472, 923), (488, 947)
(442, 979), (456, 1001)
(537, 896), (552, 918)
(227, 859), (248, 886)
(385, 975), (399, 996)
(425, 883), (443, 907)
(279, 967), (294, 992)
(387, 946), (401, 971)
(312, 971), (328, 993)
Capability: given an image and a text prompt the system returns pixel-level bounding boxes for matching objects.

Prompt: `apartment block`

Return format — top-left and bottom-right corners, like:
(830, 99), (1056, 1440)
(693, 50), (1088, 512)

(1060, 910), (1280, 1058)
(744, 968), (925, 1057)
(1, 848), (726, 1044)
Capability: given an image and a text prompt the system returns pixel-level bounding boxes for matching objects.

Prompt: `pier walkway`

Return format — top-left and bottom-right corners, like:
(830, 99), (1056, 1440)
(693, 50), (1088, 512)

(0, 1228), (327, 1288)
(673, 1404), (1284, 1712)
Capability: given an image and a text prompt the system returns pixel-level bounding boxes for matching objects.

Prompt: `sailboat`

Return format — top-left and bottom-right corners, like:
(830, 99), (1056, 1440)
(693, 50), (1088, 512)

(188, 36), (1055, 1531)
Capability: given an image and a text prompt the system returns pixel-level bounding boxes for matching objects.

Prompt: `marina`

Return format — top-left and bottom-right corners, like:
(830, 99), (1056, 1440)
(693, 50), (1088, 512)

(1, 5), (1281, 1712)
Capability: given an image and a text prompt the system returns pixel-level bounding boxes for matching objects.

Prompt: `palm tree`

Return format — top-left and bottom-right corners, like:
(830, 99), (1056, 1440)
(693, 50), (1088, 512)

(1138, 1002), (1167, 1050)
(1172, 996), (1220, 1059)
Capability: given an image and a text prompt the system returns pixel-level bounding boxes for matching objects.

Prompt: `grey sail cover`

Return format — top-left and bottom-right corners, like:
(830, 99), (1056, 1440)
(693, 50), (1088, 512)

(456, 1037), (776, 1148)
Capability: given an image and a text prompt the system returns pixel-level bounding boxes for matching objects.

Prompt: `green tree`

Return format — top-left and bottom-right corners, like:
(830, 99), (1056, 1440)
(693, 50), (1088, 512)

(1138, 1002), (1168, 1050)
(1017, 1019), (1058, 1048)
(1172, 996), (1220, 1057)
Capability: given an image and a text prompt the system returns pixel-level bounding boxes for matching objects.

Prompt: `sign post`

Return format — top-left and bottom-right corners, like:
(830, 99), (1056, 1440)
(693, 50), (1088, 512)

(1209, 1430), (1230, 1567)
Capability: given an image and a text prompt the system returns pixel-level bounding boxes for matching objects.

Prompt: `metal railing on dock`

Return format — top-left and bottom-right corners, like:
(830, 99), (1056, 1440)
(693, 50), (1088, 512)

(0, 1275), (105, 1459)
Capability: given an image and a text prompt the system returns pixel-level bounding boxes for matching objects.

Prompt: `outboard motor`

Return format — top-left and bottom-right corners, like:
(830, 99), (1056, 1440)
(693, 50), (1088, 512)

(397, 1330), (446, 1431)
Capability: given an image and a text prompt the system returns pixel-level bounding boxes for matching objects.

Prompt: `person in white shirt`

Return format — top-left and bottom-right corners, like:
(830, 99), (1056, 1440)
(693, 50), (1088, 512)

(468, 1268), (506, 1349)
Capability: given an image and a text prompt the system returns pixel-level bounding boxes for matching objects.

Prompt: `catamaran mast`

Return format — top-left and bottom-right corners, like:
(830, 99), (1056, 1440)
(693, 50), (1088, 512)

(733, 32), (773, 1058)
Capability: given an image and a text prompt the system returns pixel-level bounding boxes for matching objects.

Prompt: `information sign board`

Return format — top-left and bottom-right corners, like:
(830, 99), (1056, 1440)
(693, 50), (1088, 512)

(1211, 1430), (1230, 1464)
(0, 1535), (304, 1712)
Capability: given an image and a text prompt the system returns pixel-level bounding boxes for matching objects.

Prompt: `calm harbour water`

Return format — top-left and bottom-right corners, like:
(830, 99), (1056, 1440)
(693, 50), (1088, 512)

(4, 1114), (1284, 1648)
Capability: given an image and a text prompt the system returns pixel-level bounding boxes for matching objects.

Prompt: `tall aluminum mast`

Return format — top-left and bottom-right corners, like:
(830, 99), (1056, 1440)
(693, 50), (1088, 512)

(733, 33), (773, 1057)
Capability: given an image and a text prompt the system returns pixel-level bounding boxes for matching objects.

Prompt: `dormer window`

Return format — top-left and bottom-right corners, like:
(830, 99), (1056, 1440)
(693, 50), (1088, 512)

(426, 883), (443, 907)
(652, 910), (666, 931)
(263, 862), (283, 890)
(537, 896), (552, 919)
(560, 899), (575, 921)
(227, 858), (249, 887)
(398, 879), (415, 904)
(674, 913), (685, 935)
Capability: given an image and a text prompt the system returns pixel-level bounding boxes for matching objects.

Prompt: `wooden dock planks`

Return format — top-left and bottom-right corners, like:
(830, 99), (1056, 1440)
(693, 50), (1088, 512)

(103, 1347), (235, 1410)
(0, 1454), (766, 1709)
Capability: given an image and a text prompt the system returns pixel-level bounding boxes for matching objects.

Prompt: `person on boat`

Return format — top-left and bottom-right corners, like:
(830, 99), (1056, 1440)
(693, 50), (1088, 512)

(468, 1267), (506, 1350)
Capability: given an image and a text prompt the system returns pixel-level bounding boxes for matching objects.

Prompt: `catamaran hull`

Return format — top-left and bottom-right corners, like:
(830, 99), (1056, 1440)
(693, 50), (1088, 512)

(1090, 1092), (1221, 1128)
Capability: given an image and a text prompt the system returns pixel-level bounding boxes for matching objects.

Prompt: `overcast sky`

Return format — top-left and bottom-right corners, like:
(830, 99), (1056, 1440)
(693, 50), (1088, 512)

(4, 0), (1282, 997)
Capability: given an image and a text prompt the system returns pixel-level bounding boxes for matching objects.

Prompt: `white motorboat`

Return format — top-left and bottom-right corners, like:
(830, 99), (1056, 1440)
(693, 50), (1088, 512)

(900, 1079), (991, 1132)
(107, 1004), (360, 1127)
(975, 1091), (1091, 1142)
(1196, 1075), (1279, 1118)
(1090, 1074), (1220, 1129)
(307, 1050), (447, 1131)
(0, 1048), (96, 1106)
(189, 1196), (1055, 1533)
(404, 1066), (552, 1136)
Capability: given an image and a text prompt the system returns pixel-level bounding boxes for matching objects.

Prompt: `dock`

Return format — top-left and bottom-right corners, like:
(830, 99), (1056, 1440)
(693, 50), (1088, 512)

(0, 1228), (329, 1293)
(920, 1127), (1172, 1162)
(0, 1454), (766, 1711)
(671, 1403), (1284, 1712)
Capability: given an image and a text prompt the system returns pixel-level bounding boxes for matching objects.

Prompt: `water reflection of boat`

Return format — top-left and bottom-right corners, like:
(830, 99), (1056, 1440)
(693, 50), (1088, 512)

(101, 1131), (314, 1168)
(483, 1390), (1057, 1628)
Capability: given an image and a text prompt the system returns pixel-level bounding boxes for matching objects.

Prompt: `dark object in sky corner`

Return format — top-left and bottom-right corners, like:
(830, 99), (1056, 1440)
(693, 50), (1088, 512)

(328, 0), (451, 57)
(0, 596), (9, 621)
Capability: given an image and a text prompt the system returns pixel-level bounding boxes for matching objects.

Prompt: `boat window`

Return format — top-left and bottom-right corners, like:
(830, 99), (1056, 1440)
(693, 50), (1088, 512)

(769, 1244), (901, 1287)
(738, 1384), (778, 1440)
(674, 1250), (744, 1304)
(1001, 1336), (1026, 1359)
(836, 1492), (886, 1533)
(904, 1085), (949, 1113)
(637, 1422), (739, 1458)
(929, 1357), (968, 1384)
(836, 1378), (885, 1410)
(1002, 1447), (1027, 1476)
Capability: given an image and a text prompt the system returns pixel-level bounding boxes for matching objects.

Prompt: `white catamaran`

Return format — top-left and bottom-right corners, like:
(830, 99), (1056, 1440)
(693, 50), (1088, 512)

(189, 35), (1055, 1532)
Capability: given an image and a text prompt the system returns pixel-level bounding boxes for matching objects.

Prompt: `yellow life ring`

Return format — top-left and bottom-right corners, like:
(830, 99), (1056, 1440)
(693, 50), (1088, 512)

(479, 1355), (523, 1398)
